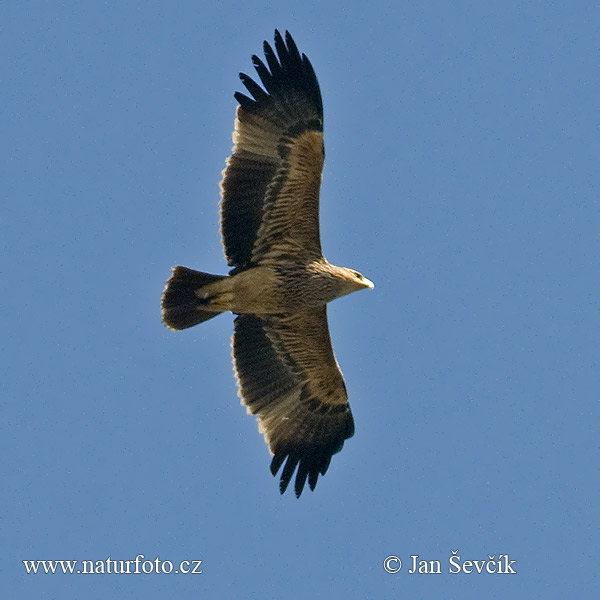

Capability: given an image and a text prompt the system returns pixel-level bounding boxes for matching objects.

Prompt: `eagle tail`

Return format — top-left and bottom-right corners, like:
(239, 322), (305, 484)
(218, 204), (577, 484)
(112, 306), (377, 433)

(161, 266), (227, 330)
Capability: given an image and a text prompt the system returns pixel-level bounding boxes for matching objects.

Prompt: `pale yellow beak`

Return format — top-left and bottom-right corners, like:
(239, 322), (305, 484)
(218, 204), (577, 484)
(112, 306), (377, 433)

(362, 277), (375, 290)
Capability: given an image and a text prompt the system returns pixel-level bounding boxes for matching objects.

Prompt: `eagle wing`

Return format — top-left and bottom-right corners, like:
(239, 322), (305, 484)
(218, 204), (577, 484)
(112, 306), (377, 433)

(232, 307), (354, 497)
(220, 30), (325, 271)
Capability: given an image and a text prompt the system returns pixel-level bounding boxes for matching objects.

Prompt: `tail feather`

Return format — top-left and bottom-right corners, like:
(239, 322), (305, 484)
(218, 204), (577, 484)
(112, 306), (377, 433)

(161, 266), (227, 330)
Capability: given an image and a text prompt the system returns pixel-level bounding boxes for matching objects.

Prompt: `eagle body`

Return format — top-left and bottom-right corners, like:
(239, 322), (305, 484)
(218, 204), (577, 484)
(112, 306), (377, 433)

(161, 31), (373, 497)
(194, 260), (369, 315)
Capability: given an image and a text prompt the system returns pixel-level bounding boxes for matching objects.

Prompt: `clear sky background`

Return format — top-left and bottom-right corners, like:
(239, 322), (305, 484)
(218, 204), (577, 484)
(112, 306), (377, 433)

(3, 1), (598, 598)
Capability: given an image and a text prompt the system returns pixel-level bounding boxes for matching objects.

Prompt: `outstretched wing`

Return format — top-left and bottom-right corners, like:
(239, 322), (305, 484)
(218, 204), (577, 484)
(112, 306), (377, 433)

(232, 307), (354, 497)
(220, 30), (325, 272)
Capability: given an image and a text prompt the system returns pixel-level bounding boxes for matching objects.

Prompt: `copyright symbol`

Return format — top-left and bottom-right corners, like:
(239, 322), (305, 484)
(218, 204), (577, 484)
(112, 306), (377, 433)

(383, 555), (402, 574)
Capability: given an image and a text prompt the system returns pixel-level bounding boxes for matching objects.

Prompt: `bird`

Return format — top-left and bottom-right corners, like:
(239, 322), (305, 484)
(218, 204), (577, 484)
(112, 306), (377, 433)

(161, 30), (373, 497)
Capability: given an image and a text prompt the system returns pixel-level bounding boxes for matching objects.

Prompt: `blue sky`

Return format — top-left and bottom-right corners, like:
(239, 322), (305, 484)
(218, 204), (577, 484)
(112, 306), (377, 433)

(3, 1), (598, 597)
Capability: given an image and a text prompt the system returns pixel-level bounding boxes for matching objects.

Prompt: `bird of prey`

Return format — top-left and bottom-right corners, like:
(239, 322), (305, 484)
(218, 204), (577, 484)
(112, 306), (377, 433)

(161, 30), (373, 497)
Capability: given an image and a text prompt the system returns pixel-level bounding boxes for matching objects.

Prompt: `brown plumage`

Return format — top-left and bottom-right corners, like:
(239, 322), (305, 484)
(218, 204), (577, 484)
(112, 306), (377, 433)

(161, 30), (373, 497)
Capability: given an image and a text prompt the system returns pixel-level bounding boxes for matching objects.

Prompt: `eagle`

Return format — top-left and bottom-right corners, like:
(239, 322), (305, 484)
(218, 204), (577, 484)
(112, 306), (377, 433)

(161, 30), (373, 497)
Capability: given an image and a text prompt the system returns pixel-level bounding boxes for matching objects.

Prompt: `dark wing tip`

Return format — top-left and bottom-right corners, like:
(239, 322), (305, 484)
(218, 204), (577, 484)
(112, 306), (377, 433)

(239, 72), (269, 106)
(233, 90), (254, 109)
(278, 452), (300, 495)
(234, 30), (323, 123)
(270, 427), (353, 498)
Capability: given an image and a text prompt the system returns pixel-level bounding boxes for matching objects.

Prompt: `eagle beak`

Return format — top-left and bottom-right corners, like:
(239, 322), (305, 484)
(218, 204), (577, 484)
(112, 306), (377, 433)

(362, 277), (374, 290)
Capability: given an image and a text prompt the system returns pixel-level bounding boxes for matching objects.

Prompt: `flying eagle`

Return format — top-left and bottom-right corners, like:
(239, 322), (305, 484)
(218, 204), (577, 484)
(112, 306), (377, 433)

(161, 30), (373, 497)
